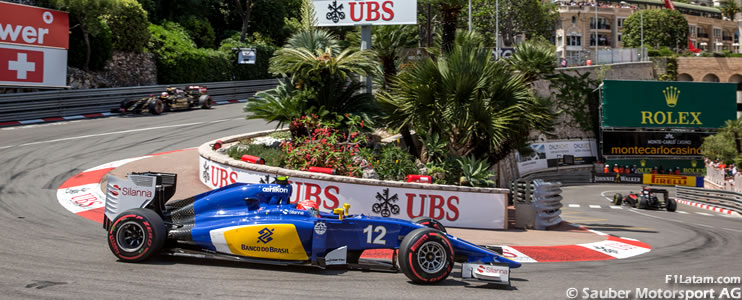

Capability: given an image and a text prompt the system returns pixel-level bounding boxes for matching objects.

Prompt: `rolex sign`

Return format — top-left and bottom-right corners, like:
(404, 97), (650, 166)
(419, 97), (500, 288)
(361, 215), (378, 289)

(313, 0), (417, 27)
(601, 80), (737, 129)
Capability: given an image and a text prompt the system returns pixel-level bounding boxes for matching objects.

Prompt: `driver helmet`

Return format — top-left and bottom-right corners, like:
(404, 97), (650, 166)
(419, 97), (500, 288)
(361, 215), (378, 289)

(296, 200), (320, 218)
(166, 87), (177, 94)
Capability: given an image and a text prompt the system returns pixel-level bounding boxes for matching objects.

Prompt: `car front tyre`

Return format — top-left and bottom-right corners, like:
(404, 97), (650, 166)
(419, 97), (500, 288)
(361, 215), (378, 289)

(613, 193), (623, 206)
(411, 217), (447, 233)
(107, 208), (166, 262)
(399, 228), (454, 284)
(148, 99), (164, 115)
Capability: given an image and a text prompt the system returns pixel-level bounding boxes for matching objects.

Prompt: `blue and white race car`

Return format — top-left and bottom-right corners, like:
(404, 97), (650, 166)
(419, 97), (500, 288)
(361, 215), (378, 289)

(103, 172), (520, 285)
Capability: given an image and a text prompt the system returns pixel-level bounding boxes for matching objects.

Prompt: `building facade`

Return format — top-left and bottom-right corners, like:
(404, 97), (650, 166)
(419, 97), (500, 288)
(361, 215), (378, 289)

(555, 0), (740, 65)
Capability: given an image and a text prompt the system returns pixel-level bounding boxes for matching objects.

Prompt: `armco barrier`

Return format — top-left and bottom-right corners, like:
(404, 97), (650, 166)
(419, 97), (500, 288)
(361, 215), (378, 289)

(0, 79), (277, 122)
(532, 180), (563, 230)
(675, 186), (742, 214)
(198, 130), (509, 229)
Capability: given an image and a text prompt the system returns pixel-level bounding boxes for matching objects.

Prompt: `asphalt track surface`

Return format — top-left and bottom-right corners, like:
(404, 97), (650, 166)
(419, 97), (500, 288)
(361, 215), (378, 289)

(1, 105), (741, 299)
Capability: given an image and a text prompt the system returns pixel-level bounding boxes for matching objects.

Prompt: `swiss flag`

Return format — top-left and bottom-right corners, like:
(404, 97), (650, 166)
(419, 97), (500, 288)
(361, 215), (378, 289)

(0, 48), (44, 82)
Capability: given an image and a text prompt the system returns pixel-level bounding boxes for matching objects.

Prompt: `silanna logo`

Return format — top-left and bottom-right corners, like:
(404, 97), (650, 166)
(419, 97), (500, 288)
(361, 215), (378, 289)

(257, 228), (274, 244)
(372, 188), (400, 217)
(326, 0), (345, 23)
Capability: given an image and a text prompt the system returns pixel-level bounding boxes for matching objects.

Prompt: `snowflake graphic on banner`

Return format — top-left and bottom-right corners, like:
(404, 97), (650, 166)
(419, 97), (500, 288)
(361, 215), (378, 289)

(372, 188), (400, 217)
(326, 0), (345, 23)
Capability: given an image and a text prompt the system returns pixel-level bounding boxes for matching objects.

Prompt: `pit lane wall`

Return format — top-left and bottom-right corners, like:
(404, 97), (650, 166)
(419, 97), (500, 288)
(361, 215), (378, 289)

(198, 130), (508, 230)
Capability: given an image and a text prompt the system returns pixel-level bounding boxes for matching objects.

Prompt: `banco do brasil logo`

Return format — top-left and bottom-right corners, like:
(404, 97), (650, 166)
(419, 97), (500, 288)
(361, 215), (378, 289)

(257, 228), (274, 244)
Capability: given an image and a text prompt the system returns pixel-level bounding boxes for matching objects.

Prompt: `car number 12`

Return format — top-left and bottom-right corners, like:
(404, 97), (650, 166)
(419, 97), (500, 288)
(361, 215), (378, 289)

(363, 225), (386, 245)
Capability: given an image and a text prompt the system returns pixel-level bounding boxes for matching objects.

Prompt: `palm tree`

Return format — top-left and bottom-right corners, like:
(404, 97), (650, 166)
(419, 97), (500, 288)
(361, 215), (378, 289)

(246, 29), (381, 133)
(372, 25), (419, 88)
(506, 37), (557, 83)
(425, 0), (467, 53)
(379, 31), (553, 163)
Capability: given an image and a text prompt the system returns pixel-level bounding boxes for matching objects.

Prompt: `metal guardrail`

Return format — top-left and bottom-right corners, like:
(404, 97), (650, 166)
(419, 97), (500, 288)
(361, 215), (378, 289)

(675, 186), (742, 213)
(0, 79), (278, 122)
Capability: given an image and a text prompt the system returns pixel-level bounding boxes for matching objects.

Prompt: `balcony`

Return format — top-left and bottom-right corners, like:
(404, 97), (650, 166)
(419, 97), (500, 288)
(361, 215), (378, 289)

(723, 36), (733, 41)
(590, 24), (612, 30)
(697, 33), (709, 38)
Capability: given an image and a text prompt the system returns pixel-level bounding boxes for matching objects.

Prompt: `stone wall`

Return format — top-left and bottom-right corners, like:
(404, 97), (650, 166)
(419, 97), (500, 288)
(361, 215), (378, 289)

(676, 57), (742, 83)
(67, 51), (157, 89)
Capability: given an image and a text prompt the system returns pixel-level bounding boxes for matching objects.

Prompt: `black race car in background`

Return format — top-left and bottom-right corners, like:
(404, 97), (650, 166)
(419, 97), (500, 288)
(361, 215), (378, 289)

(613, 187), (677, 211)
(116, 86), (214, 115)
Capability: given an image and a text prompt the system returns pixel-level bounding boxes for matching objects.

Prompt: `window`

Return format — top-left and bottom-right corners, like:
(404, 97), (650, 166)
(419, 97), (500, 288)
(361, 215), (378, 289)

(590, 17), (611, 30)
(572, 16), (576, 24)
(618, 33), (622, 42)
(617, 18), (626, 28)
(557, 36), (563, 47)
(714, 28), (722, 38)
(567, 35), (582, 46)
(689, 25), (696, 37)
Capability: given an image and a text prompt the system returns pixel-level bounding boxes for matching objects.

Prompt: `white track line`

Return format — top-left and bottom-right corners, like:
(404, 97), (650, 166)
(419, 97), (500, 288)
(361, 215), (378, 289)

(0, 118), (241, 149)
(695, 212), (713, 216)
(677, 211), (689, 214)
(609, 206), (623, 209)
(568, 204), (580, 208)
(723, 228), (742, 233)
(589, 205), (602, 209)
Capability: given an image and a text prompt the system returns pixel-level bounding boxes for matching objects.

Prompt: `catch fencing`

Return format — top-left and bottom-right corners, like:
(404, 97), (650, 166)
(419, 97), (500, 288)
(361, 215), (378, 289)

(0, 79), (278, 123)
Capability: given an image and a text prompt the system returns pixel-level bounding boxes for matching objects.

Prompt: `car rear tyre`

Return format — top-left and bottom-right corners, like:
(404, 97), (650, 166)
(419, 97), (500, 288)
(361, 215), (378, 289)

(200, 96), (214, 109)
(148, 99), (164, 115)
(399, 228), (454, 284)
(412, 217), (447, 233)
(107, 208), (166, 262)
(613, 193), (623, 206)
(666, 198), (677, 212)
(638, 196), (649, 209)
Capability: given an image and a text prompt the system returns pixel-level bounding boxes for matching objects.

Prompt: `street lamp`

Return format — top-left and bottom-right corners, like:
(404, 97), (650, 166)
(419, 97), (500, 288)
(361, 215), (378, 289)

(469, 0), (472, 32)
(594, 0), (598, 65)
(622, 1), (644, 61)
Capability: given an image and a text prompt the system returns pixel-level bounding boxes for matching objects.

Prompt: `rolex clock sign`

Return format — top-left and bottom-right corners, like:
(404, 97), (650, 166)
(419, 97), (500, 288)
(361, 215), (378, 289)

(601, 80), (737, 129)
(313, 0), (417, 26)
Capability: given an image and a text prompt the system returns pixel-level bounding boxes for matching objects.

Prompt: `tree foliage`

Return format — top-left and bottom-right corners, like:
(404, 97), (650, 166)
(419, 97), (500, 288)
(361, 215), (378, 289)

(53, 0), (116, 70)
(506, 37), (557, 83)
(107, 0), (151, 52)
(179, 15), (217, 49)
(378, 31), (553, 164)
(720, 0), (740, 21)
(703, 119), (742, 165)
(472, 0), (558, 47)
(622, 9), (688, 51)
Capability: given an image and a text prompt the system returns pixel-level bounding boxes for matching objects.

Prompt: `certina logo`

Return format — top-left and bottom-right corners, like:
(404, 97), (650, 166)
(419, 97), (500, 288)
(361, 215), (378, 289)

(262, 186), (289, 193)
(257, 227), (274, 244)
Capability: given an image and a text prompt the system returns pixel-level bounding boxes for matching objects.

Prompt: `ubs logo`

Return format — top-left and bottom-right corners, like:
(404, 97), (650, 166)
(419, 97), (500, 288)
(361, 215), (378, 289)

(326, 0), (345, 23)
(257, 228), (274, 244)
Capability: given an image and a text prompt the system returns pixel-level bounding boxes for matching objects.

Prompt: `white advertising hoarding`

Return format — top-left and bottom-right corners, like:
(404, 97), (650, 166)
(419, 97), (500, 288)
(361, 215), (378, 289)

(516, 139), (598, 175)
(313, 0), (417, 27)
(200, 156), (507, 229)
(0, 43), (67, 87)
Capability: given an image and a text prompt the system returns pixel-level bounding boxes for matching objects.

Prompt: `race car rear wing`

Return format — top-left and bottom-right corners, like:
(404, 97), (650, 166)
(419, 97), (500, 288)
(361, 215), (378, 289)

(103, 172), (177, 230)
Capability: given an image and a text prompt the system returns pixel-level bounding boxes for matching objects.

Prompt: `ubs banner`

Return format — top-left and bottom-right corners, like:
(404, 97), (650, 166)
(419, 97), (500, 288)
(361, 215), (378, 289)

(516, 140), (597, 174)
(602, 80), (736, 129)
(602, 131), (710, 157)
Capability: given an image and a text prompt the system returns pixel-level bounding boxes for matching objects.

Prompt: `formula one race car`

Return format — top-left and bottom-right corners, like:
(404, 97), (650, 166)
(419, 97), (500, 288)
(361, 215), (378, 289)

(612, 187), (677, 211)
(103, 173), (520, 285)
(117, 86), (214, 115)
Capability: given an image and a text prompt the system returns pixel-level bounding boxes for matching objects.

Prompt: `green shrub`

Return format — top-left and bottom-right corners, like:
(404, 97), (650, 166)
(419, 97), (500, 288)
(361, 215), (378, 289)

(456, 156), (495, 187)
(374, 145), (418, 181)
(68, 18), (112, 71)
(107, 0), (150, 52)
(179, 16), (216, 49)
(282, 114), (369, 177)
(147, 22), (231, 83)
(227, 143), (286, 167)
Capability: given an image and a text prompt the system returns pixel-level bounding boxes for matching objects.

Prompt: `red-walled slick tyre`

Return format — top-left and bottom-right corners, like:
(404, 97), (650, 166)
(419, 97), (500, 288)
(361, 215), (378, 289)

(107, 208), (166, 263)
(411, 217), (447, 233)
(399, 228), (454, 284)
